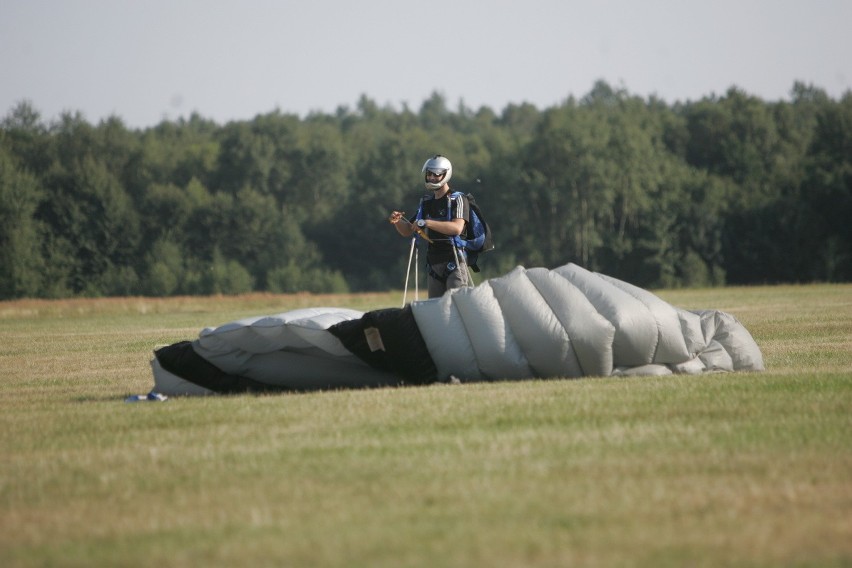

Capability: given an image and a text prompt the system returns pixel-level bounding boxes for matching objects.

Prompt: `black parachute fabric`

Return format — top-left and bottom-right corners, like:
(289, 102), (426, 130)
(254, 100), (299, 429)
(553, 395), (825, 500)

(328, 306), (438, 385)
(154, 341), (285, 394)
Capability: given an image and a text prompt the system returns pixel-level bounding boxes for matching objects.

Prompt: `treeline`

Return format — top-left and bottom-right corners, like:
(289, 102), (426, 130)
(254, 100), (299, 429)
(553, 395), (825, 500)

(1, 81), (850, 300)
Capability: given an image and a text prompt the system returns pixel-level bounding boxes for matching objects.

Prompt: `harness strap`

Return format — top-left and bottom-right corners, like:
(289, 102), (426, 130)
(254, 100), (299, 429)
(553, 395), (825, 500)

(428, 261), (458, 283)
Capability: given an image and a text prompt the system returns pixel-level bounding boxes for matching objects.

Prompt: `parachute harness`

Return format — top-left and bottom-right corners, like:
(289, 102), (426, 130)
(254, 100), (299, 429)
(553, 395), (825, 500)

(402, 194), (474, 305)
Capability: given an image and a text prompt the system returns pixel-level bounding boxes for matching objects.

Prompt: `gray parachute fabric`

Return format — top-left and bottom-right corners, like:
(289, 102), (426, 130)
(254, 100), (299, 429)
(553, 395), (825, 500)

(150, 263), (764, 395)
(409, 263), (762, 381)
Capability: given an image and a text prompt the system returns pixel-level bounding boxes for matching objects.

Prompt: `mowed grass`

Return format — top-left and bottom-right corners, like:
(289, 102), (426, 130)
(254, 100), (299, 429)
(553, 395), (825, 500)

(1, 285), (850, 567)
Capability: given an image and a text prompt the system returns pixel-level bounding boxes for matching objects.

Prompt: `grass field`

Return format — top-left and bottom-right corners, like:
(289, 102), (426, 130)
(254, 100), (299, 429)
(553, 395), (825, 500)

(1, 284), (851, 567)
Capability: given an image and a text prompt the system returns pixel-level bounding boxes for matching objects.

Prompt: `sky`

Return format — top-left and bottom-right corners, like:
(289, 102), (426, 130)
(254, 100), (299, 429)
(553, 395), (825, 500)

(2, 0), (850, 129)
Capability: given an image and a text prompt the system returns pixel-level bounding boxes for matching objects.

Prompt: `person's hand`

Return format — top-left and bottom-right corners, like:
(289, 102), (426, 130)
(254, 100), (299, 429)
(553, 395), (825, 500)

(388, 211), (404, 224)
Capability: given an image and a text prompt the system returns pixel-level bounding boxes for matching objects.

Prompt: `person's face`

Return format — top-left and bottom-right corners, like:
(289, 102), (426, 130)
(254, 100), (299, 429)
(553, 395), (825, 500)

(425, 169), (446, 186)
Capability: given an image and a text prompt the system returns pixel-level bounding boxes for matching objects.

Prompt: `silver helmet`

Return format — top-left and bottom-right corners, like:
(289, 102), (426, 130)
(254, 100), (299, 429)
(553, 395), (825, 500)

(422, 155), (452, 190)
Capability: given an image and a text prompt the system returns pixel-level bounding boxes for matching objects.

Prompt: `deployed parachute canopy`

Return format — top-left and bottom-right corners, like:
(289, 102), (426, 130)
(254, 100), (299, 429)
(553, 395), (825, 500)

(151, 263), (764, 396)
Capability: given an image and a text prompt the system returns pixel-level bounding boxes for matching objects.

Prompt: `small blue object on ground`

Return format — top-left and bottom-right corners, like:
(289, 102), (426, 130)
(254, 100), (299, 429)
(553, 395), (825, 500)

(125, 391), (169, 403)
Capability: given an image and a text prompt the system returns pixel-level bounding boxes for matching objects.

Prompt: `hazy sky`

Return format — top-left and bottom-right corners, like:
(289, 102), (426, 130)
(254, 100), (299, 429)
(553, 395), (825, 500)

(2, 0), (850, 129)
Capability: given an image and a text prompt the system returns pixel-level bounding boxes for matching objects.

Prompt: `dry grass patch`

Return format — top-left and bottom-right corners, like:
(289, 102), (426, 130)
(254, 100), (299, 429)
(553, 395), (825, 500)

(1, 285), (851, 567)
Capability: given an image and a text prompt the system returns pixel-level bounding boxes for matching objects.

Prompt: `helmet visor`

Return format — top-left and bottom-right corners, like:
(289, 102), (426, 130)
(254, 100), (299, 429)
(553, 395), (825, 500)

(425, 168), (447, 179)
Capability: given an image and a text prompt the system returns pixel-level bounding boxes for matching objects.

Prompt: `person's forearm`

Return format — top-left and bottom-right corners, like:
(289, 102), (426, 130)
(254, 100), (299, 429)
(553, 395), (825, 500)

(395, 221), (415, 237)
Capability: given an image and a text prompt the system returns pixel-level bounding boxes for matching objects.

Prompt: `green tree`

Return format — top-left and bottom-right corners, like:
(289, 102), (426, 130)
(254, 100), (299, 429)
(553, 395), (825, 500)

(0, 148), (45, 298)
(204, 248), (254, 295)
(142, 238), (184, 296)
(0, 101), (51, 173)
(38, 154), (141, 295)
(129, 114), (218, 206)
(801, 93), (852, 281)
(215, 112), (300, 198)
(2, 83), (850, 296)
(515, 102), (613, 269)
